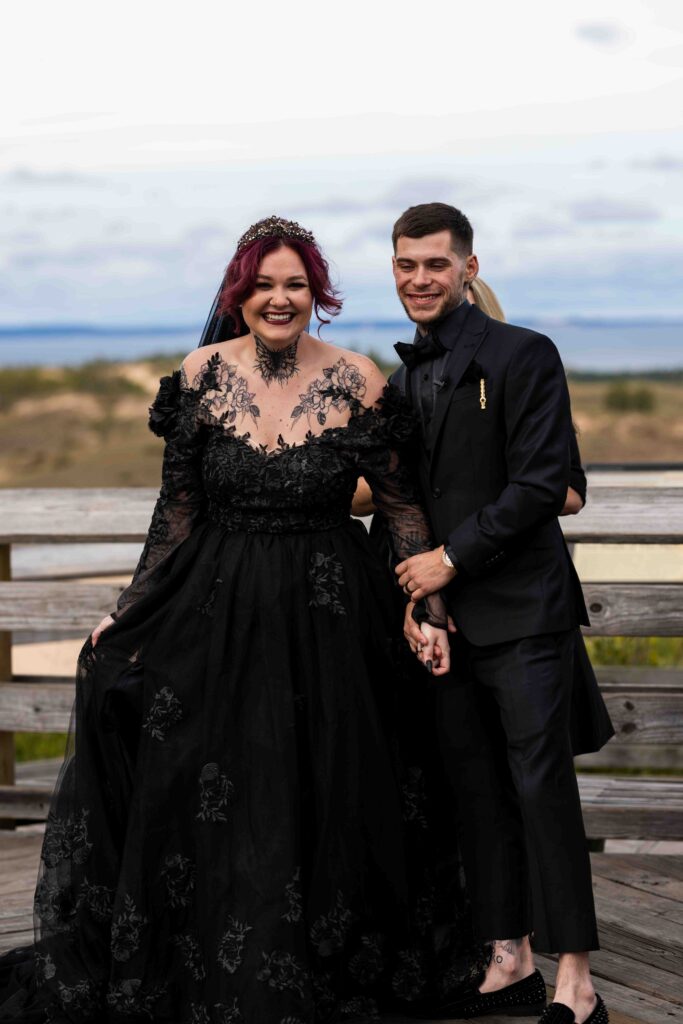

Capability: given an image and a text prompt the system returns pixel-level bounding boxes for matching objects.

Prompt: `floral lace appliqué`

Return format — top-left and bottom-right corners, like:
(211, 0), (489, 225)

(143, 686), (183, 741)
(392, 949), (426, 1002)
(106, 979), (166, 1017)
(78, 877), (115, 921)
(339, 997), (380, 1022)
(42, 807), (92, 868)
(348, 934), (385, 987)
(34, 877), (76, 931)
(308, 552), (346, 616)
(189, 1004), (211, 1024)
(57, 979), (98, 1015)
(282, 866), (302, 924)
(216, 916), (253, 974)
(309, 890), (353, 957)
(196, 762), (235, 822)
(215, 998), (244, 1023)
(111, 894), (147, 962)
(256, 950), (307, 998)
(34, 951), (57, 982)
(161, 852), (196, 908)
(174, 933), (206, 981)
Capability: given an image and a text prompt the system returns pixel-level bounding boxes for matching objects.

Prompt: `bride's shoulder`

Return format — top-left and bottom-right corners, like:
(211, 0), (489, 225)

(309, 340), (387, 400)
(179, 341), (239, 390)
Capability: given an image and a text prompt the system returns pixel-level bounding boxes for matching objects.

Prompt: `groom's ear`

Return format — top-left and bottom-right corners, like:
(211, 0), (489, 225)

(464, 253), (479, 283)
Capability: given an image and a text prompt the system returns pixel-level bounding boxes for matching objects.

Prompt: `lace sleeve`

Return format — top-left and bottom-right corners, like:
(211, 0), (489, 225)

(115, 370), (205, 618)
(352, 385), (447, 629)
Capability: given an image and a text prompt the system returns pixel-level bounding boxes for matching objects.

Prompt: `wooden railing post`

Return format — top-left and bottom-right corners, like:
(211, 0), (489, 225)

(0, 543), (15, 829)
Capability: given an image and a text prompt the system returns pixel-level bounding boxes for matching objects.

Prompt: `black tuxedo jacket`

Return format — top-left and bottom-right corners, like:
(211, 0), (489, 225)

(391, 304), (589, 646)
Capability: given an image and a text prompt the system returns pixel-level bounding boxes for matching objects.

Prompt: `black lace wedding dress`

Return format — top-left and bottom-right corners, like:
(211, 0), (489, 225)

(0, 361), (484, 1023)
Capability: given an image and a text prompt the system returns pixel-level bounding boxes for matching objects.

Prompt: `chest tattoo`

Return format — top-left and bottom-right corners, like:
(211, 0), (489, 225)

(290, 357), (367, 427)
(253, 334), (300, 386)
(184, 352), (260, 425)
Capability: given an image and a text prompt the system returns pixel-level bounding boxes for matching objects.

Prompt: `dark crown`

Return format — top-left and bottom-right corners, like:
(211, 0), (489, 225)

(236, 215), (316, 253)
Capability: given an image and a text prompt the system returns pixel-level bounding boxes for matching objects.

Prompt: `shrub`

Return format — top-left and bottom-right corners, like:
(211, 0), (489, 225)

(604, 382), (655, 412)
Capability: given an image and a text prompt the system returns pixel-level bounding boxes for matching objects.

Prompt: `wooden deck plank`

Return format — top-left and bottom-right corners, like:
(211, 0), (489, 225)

(623, 854), (683, 881)
(0, 581), (121, 631)
(592, 852), (683, 903)
(581, 947), (683, 1007)
(592, 876), (683, 974)
(0, 682), (74, 732)
(0, 486), (679, 544)
(581, 583), (683, 636)
(0, 489), (157, 544)
(560, 487), (683, 543)
(536, 954), (679, 1024)
(0, 580), (682, 635)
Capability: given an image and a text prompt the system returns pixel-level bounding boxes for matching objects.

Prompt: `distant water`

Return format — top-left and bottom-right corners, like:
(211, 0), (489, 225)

(1, 320), (682, 371)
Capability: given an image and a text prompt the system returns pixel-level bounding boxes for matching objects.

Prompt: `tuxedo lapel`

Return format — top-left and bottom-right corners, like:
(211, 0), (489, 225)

(389, 362), (410, 401)
(428, 306), (489, 476)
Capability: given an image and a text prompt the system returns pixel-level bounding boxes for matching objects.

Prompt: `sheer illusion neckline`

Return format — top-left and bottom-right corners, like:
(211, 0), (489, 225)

(181, 381), (392, 458)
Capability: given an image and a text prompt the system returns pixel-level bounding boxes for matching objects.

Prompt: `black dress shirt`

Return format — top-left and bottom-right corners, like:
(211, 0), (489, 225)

(404, 301), (473, 443)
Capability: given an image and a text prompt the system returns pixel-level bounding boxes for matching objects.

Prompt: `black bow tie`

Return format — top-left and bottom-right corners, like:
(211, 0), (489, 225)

(395, 332), (445, 371)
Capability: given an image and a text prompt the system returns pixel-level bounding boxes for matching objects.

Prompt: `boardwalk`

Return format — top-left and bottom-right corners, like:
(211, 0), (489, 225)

(2, 479), (682, 1021)
(1, 829), (681, 1024)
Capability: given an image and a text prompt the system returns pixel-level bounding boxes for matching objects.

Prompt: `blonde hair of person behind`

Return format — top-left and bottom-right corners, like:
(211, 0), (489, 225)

(469, 277), (506, 322)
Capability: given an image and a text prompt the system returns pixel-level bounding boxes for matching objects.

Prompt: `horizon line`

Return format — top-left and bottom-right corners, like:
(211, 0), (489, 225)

(2, 315), (683, 336)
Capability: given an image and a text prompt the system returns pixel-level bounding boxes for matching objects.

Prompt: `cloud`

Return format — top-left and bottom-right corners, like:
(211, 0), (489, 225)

(288, 196), (370, 216)
(340, 220), (394, 251)
(20, 112), (113, 127)
(5, 167), (109, 188)
(630, 154), (683, 172)
(289, 176), (510, 221)
(567, 196), (660, 223)
(575, 21), (629, 48)
(378, 178), (460, 209)
(513, 217), (574, 240)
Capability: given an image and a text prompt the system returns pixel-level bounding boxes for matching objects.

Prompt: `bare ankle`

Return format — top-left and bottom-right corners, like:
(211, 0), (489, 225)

(478, 936), (534, 993)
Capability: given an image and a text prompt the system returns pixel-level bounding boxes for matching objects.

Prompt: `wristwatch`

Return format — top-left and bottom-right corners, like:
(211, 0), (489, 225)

(441, 546), (455, 569)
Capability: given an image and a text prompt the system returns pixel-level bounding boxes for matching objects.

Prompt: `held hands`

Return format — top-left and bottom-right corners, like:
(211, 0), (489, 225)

(91, 614), (115, 647)
(396, 545), (456, 601)
(403, 604), (452, 676)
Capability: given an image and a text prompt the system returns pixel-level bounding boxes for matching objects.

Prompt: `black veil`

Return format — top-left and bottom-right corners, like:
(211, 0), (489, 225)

(197, 277), (247, 347)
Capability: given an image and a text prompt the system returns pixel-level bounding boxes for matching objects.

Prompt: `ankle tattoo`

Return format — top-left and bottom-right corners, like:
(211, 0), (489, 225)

(490, 937), (525, 965)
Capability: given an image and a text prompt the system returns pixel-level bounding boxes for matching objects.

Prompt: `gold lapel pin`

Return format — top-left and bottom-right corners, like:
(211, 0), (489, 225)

(479, 378), (487, 410)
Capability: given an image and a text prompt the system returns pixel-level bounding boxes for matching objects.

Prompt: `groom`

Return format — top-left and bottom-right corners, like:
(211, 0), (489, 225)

(392, 203), (608, 1023)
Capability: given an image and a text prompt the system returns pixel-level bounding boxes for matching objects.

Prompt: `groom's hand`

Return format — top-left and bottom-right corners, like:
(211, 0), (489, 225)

(396, 546), (456, 600)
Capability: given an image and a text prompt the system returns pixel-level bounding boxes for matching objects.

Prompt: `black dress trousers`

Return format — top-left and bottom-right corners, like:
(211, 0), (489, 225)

(436, 629), (599, 954)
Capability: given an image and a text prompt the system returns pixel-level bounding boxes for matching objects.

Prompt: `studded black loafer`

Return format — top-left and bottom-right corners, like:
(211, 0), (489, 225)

(408, 966), (547, 1018)
(538, 993), (609, 1023)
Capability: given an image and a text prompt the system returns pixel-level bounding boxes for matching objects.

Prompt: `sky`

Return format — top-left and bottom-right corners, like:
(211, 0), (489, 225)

(1, 0), (683, 327)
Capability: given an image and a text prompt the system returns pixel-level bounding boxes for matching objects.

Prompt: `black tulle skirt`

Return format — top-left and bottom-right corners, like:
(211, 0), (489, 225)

(0, 518), (483, 1023)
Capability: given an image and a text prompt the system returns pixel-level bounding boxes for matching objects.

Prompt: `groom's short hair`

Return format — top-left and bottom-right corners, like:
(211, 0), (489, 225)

(392, 203), (473, 257)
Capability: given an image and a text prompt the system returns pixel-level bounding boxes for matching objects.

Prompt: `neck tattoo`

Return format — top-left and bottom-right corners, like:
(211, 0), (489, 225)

(253, 334), (301, 386)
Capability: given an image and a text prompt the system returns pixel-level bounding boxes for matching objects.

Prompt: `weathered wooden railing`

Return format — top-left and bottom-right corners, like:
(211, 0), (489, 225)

(0, 484), (682, 837)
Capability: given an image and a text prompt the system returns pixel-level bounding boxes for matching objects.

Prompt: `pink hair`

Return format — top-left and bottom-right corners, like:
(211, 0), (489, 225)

(218, 236), (343, 334)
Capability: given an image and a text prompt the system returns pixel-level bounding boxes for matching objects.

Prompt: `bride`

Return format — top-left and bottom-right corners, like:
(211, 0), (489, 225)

(0, 217), (484, 1023)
